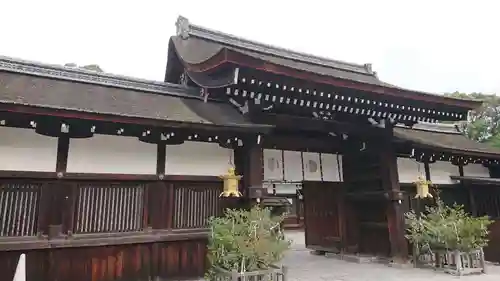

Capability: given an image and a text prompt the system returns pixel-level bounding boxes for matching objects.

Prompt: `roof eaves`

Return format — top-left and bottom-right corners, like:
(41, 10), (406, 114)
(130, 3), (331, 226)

(0, 100), (273, 133)
(380, 80), (483, 106)
(393, 129), (500, 159)
(175, 15), (375, 76)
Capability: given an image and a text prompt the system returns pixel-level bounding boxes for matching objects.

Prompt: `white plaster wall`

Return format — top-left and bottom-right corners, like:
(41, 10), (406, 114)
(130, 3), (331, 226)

(263, 149), (283, 181)
(397, 158), (423, 183)
(429, 160), (460, 184)
(165, 141), (233, 176)
(463, 163), (490, 178)
(273, 183), (300, 194)
(67, 135), (156, 174)
(0, 127), (58, 172)
(321, 153), (343, 182)
(283, 150), (303, 182)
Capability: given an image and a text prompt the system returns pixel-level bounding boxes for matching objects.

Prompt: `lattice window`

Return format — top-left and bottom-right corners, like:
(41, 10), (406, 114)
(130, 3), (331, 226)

(0, 182), (41, 237)
(73, 183), (145, 233)
(173, 185), (221, 229)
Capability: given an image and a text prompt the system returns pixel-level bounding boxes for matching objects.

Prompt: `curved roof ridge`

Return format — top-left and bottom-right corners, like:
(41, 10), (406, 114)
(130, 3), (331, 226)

(175, 15), (375, 76)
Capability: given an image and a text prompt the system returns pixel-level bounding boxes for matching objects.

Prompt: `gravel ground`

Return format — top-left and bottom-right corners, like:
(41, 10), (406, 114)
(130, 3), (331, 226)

(283, 230), (500, 281)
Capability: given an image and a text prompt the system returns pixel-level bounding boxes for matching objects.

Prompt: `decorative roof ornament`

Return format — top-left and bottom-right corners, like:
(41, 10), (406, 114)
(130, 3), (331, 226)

(414, 176), (433, 199)
(364, 63), (374, 75)
(200, 88), (210, 103)
(219, 167), (243, 197)
(176, 16), (191, 39)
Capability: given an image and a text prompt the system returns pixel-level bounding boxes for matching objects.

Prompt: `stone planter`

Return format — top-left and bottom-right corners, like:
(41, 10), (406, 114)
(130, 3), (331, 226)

(212, 265), (287, 281)
(417, 248), (486, 276)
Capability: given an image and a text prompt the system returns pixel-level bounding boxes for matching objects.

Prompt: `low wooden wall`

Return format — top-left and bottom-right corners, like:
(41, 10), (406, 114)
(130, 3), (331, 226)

(0, 239), (207, 281)
(0, 175), (222, 281)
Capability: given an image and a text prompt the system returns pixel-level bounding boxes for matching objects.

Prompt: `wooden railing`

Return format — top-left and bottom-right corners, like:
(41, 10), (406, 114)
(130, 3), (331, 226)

(0, 183), (41, 237)
(0, 178), (223, 241)
(73, 183), (146, 233)
(0, 177), (223, 281)
(173, 183), (221, 229)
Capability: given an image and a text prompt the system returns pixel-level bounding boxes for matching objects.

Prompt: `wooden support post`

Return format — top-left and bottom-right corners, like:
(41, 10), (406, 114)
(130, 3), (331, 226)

(231, 139), (264, 209)
(56, 135), (70, 173)
(380, 142), (408, 262)
(49, 135), (71, 238)
(156, 143), (166, 176)
(424, 162), (431, 182)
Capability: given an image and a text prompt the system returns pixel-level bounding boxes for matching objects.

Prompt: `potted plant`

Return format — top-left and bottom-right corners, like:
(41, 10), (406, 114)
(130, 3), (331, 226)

(405, 199), (492, 275)
(206, 206), (291, 281)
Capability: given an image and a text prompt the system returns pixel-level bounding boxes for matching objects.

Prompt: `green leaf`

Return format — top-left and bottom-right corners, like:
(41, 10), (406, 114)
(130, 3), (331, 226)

(206, 206), (291, 279)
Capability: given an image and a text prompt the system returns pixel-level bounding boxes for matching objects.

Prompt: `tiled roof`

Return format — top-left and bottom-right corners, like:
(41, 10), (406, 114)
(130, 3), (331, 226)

(394, 122), (500, 158)
(0, 56), (270, 131)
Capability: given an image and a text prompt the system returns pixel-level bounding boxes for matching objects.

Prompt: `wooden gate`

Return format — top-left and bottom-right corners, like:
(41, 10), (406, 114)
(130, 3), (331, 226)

(303, 181), (344, 252)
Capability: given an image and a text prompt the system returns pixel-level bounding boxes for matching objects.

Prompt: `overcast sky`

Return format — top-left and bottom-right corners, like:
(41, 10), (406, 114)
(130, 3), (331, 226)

(1, 0), (498, 94)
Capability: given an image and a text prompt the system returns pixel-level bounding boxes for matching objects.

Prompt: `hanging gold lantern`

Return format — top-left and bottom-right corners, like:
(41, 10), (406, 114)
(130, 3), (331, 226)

(414, 176), (433, 199)
(219, 167), (243, 197)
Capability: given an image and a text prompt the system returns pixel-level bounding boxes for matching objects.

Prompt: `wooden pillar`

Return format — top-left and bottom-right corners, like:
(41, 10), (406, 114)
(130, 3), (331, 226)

(379, 141), (408, 262)
(56, 135), (70, 173)
(45, 135), (71, 238)
(156, 143), (166, 175)
(231, 139), (264, 208)
(424, 162), (431, 181)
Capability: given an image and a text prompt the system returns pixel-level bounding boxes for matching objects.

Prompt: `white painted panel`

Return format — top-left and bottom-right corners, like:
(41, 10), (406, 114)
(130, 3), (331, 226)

(0, 127), (57, 172)
(67, 135), (156, 174)
(397, 158), (423, 183)
(165, 141), (233, 176)
(321, 153), (343, 182)
(429, 161), (460, 184)
(263, 149), (283, 181)
(283, 150), (303, 182)
(463, 164), (490, 178)
(265, 182), (275, 195)
(303, 152), (322, 181)
(274, 183), (299, 195)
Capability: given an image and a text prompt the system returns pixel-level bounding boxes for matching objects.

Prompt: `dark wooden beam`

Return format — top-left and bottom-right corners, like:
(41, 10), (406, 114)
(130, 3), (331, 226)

(0, 230), (210, 251)
(156, 143), (166, 175)
(56, 135), (70, 173)
(263, 133), (341, 153)
(250, 111), (388, 137)
(0, 170), (221, 182)
(398, 141), (500, 161)
(424, 162), (431, 181)
(227, 72), (457, 123)
(0, 103), (271, 133)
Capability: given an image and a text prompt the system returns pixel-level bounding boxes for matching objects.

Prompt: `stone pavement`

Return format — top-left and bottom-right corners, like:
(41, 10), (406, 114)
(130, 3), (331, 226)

(283, 230), (500, 281)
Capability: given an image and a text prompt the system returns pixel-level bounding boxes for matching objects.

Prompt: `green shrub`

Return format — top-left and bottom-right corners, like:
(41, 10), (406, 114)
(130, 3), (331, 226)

(206, 206), (291, 279)
(405, 199), (492, 253)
